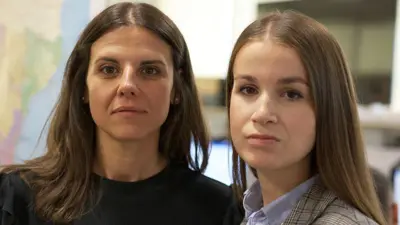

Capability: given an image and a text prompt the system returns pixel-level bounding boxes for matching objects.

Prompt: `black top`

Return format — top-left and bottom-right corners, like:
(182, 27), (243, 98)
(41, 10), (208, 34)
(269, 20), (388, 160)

(0, 164), (244, 225)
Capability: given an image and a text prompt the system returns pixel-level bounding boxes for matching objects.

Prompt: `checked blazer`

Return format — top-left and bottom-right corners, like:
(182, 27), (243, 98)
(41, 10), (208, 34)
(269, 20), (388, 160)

(241, 179), (379, 225)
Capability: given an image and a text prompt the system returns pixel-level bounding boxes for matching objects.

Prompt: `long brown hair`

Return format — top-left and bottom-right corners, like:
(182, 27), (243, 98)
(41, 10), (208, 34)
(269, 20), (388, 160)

(227, 10), (386, 225)
(1, 2), (209, 223)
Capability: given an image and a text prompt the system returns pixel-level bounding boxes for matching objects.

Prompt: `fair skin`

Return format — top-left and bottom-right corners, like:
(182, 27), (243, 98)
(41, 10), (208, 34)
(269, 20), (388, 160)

(85, 26), (175, 182)
(230, 39), (316, 205)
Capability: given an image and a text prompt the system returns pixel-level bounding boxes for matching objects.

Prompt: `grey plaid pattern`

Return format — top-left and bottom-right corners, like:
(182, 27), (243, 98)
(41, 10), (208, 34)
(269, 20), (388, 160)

(241, 180), (378, 225)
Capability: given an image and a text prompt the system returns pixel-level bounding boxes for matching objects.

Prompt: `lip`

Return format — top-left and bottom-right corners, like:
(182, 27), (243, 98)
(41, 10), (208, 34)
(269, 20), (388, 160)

(112, 106), (147, 114)
(247, 133), (279, 141)
(246, 133), (280, 146)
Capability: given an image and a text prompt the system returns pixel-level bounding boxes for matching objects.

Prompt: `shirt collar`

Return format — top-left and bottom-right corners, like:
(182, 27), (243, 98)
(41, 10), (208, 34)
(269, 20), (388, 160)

(243, 175), (318, 223)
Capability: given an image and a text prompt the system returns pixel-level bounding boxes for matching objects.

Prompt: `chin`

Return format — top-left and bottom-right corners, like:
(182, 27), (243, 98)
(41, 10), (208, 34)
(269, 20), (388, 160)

(239, 149), (286, 171)
(115, 132), (149, 141)
(108, 128), (153, 141)
(112, 135), (145, 142)
(247, 159), (285, 171)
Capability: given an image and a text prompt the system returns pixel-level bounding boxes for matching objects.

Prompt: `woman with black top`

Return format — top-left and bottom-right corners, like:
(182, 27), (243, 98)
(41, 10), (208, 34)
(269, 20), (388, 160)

(0, 2), (242, 225)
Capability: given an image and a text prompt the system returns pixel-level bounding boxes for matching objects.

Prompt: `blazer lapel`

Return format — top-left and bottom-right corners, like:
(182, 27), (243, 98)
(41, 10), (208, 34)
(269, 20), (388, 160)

(282, 179), (337, 225)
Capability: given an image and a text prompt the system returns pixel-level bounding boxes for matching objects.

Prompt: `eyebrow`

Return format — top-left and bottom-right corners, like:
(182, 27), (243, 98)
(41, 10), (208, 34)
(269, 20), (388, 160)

(234, 74), (257, 82)
(94, 57), (166, 66)
(278, 76), (308, 86)
(234, 74), (309, 86)
(140, 60), (166, 66)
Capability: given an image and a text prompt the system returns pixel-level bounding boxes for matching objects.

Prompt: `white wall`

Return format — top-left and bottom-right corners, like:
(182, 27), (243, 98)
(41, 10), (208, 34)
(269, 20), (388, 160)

(159, 0), (235, 78)
(158, 0), (257, 79)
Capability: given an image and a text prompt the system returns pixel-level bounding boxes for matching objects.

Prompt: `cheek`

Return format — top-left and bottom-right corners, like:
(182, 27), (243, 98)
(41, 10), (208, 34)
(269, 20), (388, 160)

(154, 89), (171, 111)
(285, 107), (316, 149)
(229, 95), (250, 141)
(148, 82), (173, 118)
(230, 94), (255, 121)
(86, 81), (114, 123)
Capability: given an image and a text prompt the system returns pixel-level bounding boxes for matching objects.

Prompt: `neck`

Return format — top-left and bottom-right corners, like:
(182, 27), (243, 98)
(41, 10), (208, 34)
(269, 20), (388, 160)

(257, 159), (311, 206)
(93, 130), (167, 182)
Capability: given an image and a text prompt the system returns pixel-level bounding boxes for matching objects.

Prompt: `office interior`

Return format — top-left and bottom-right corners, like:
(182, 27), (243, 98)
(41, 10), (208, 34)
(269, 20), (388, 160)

(2, 0), (400, 220)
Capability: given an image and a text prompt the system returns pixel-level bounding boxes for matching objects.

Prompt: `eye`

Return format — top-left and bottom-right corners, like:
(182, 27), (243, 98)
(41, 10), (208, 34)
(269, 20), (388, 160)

(282, 90), (303, 101)
(140, 66), (160, 76)
(239, 86), (258, 95)
(100, 65), (118, 75)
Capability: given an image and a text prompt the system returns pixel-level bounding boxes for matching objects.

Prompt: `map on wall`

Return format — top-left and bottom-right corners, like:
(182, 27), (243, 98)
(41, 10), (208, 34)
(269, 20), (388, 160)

(0, 0), (94, 164)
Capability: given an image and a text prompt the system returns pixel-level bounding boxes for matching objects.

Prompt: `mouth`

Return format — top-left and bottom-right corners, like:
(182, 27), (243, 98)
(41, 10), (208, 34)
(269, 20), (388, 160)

(246, 133), (280, 146)
(112, 106), (147, 114)
(247, 133), (279, 141)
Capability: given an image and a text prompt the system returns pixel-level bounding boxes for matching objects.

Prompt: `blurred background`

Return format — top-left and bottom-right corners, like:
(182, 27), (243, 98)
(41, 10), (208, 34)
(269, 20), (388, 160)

(1, 0), (400, 219)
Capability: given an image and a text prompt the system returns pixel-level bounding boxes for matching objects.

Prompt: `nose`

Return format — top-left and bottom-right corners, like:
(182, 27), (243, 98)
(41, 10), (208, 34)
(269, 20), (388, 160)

(250, 94), (278, 125)
(117, 67), (139, 97)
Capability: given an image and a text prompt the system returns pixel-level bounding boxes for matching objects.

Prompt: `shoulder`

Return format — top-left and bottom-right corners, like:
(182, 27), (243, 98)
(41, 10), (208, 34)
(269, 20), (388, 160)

(0, 171), (32, 201)
(168, 164), (231, 197)
(0, 171), (34, 223)
(286, 179), (378, 225)
(313, 198), (378, 225)
(174, 169), (244, 225)
(176, 167), (232, 201)
(166, 165), (233, 207)
(193, 173), (231, 195)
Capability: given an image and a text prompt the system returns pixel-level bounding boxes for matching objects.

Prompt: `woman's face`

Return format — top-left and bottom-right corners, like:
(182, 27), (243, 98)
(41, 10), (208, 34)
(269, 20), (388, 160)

(86, 26), (175, 142)
(229, 40), (316, 173)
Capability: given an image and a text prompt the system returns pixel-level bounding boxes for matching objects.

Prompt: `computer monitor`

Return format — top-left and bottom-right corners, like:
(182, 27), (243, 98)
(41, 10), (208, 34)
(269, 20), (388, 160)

(191, 140), (233, 185)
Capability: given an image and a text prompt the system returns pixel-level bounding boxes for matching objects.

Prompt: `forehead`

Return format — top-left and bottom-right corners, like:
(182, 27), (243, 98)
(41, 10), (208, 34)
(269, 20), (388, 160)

(91, 26), (172, 63)
(233, 40), (306, 81)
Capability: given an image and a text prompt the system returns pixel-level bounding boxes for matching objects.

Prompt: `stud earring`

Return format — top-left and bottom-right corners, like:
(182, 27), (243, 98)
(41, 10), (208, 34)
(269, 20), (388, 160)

(171, 97), (179, 104)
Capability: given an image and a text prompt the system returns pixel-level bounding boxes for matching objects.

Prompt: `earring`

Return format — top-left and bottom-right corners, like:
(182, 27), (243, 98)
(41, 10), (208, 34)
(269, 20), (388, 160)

(171, 97), (179, 104)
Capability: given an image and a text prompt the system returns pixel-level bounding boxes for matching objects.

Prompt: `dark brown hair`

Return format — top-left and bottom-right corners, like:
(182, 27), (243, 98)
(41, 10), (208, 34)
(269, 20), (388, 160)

(227, 10), (386, 224)
(1, 2), (209, 223)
